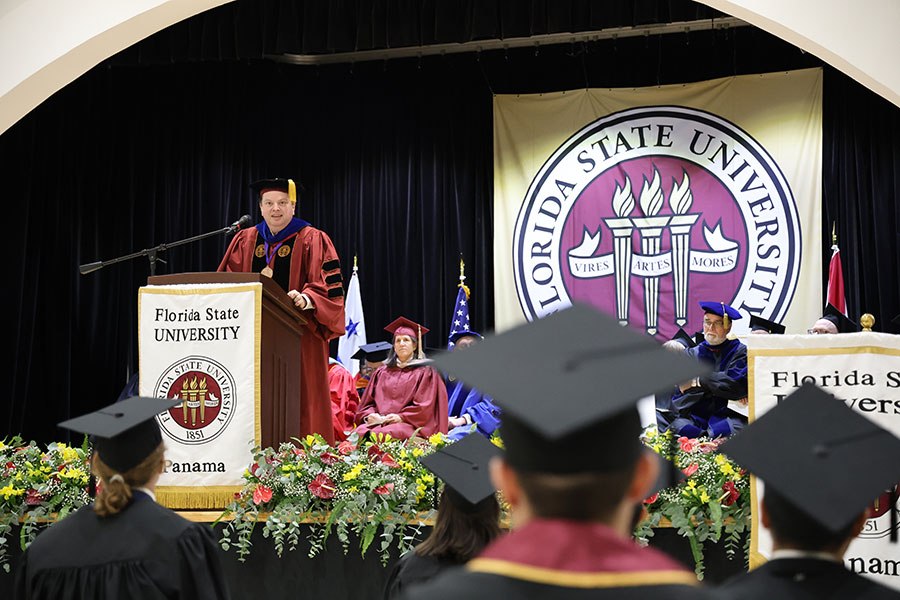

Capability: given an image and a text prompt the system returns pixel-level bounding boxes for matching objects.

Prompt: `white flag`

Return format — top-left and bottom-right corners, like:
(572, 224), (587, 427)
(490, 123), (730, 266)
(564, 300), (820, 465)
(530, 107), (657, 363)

(337, 266), (367, 375)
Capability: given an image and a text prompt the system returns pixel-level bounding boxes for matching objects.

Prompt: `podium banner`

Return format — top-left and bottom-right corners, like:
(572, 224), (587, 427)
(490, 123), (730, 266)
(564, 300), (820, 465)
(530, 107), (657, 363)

(138, 282), (262, 508)
(748, 332), (900, 589)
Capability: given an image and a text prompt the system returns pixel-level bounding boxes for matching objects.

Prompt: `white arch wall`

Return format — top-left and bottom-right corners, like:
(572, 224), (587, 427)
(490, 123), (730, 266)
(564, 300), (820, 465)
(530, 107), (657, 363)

(1, 0), (898, 137)
(697, 0), (900, 107)
(0, 0), (233, 136)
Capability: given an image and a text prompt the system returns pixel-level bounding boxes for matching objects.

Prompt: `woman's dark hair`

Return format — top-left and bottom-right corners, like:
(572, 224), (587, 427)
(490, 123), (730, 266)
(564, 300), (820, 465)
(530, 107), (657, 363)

(91, 442), (164, 518)
(415, 487), (502, 563)
(384, 336), (425, 367)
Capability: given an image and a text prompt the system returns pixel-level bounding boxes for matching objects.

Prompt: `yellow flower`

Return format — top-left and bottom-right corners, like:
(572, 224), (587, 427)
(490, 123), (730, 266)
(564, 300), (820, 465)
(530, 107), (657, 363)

(0, 484), (25, 500)
(699, 489), (711, 503)
(412, 448), (424, 457)
(60, 447), (79, 463)
(421, 473), (434, 484)
(428, 433), (444, 446)
(687, 480), (697, 490)
(720, 462), (735, 477)
(304, 435), (317, 447)
(348, 486), (359, 493)
(490, 435), (505, 450)
(715, 454), (726, 466)
(343, 464), (364, 481)
(0, 440), (6, 451)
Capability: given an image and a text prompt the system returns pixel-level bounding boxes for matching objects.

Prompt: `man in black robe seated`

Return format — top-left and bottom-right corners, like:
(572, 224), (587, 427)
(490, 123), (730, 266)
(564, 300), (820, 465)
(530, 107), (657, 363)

(405, 304), (714, 599)
(670, 301), (748, 439)
(718, 383), (900, 599)
(809, 302), (859, 334)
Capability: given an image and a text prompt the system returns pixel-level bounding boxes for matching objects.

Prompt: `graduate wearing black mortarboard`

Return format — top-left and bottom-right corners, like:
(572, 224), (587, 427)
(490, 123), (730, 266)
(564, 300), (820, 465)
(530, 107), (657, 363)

(716, 384), (900, 599)
(218, 178), (345, 445)
(384, 434), (502, 599)
(351, 341), (392, 397)
(15, 398), (231, 600)
(402, 304), (715, 600)
(669, 301), (749, 439)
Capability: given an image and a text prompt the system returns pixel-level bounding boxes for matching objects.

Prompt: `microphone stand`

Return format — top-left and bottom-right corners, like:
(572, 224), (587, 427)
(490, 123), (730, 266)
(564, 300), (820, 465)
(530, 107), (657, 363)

(79, 221), (248, 276)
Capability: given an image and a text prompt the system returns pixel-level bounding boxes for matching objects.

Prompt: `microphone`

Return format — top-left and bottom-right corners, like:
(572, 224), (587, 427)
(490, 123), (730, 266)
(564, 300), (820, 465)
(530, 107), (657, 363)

(229, 214), (252, 232)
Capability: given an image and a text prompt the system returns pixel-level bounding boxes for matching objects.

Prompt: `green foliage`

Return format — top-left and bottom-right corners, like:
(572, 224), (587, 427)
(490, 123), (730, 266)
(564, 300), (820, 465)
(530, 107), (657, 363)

(218, 431), (453, 564)
(635, 426), (751, 579)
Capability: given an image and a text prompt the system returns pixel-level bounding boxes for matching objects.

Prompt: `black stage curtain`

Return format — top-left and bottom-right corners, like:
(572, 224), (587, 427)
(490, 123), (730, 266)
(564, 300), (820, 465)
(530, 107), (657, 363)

(3, 5), (898, 443)
(823, 72), (900, 331)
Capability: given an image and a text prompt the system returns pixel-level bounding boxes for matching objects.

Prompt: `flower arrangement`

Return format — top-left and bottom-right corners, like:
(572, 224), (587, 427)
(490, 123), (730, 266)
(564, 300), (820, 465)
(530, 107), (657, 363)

(636, 426), (751, 579)
(0, 436), (92, 572)
(218, 431), (450, 564)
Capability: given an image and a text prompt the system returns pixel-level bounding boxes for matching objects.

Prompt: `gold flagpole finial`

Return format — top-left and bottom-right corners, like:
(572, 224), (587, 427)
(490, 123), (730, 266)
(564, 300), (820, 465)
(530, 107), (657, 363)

(832, 221), (837, 246)
(354, 254), (358, 268)
(458, 255), (470, 299)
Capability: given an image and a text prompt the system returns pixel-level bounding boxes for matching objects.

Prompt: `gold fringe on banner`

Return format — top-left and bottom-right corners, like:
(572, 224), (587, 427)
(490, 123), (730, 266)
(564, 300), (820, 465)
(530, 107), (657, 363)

(156, 486), (242, 510)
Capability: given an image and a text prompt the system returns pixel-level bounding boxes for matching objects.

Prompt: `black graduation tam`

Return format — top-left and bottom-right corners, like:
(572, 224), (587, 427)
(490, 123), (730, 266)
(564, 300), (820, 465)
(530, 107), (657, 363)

(431, 304), (708, 473)
(250, 178), (303, 203)
(694, 331), (706, 346)
(59, 397), (181, 473)
(749, 315), (786, 335)
(720, 383), (900, 533)
(821, 303), (858, 333)
(449, 330), (484, 344)
(420, 433), (500, 505)
(351, 341), (392, 362)
(671, 328), (696, 348)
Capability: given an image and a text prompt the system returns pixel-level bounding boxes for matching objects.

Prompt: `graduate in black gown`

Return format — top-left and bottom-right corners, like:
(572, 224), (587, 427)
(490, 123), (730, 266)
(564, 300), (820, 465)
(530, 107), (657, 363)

(383, 433), (502, 599)
(404, 304), (715, 599)
(15, 397), (232, 600)
(717, 383), (900, 599)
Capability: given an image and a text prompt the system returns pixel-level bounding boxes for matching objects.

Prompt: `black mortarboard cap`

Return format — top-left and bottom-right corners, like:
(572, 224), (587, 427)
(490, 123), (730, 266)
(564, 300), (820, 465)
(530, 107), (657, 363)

(671, 328), (696, 348)
(250, 178), (304, 203)
(749, 315), (786, 335)
(351, 341), (392, 362)
(721, 383), (900, 533)
(822, 303), (858, 333)
(59, 396), (181, 473)
(420, 433), (501, 505)
(431, 304), (707, 473)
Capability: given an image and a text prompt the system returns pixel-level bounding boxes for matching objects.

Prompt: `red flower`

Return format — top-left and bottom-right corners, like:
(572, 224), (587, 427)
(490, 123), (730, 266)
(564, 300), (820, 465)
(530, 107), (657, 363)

(337, 440), (356, 455)
(367, 445), (384, 461)
(252, 484), (273, 505)
(678, 436), (697, 452)
(643, 493), (659, 505)
(308, 473), (336, 499)
(380, 453), (399, 468)
(249, 462), (261, 477)
(292, 448), (307, 459)
(25, 489), (46, 506)
(319, 452), (340, 466)
(373, 483), (395, 496)
(722, 481), (740, 506)
(682, 463), (699, 477)
(7, 462), (14, 469)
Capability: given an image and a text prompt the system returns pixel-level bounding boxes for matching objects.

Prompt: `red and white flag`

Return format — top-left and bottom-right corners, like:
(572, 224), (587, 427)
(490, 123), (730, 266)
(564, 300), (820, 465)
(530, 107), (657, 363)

(826, 243), (847, 315)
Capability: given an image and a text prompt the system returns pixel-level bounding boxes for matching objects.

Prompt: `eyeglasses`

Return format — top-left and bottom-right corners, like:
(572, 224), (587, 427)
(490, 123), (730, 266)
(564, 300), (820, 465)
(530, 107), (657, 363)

(261, 200), (292, 209)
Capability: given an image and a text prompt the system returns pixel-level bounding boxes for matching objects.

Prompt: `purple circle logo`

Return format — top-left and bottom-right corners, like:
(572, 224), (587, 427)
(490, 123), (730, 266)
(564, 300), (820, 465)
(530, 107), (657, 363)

(513, 106), (800, 339)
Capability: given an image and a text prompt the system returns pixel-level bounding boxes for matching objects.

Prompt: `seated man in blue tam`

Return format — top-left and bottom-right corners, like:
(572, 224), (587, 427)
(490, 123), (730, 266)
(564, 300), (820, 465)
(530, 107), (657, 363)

(445, 331), (502, 441)
(669, 302), (748, 439)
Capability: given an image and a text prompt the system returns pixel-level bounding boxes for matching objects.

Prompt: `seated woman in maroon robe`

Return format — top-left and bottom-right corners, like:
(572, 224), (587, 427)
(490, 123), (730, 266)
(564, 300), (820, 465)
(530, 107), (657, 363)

(353, 317), (448, 440)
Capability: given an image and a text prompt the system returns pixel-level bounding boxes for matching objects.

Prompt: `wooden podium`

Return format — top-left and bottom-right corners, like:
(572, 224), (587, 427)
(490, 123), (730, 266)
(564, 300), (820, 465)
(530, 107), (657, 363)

(148, 272), (307, 449)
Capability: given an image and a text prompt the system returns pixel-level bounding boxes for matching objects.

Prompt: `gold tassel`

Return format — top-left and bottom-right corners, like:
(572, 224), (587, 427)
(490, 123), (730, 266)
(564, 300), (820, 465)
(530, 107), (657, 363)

(156, 485), (242, 509)
(721, 301), (729, 329)
(417, 325), (424, 359)
(288, 179), (297, 204)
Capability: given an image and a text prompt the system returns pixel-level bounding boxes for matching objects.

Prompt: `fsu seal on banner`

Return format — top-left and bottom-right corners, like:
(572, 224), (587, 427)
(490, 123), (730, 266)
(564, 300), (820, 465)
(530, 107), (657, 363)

(494, 69), (823, 336)
(139, 282), (262, 508)
(513, 106), (799, 339)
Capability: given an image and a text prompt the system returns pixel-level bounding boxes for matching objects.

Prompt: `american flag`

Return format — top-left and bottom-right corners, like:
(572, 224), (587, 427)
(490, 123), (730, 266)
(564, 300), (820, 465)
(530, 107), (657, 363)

(447, 286), (471, 350)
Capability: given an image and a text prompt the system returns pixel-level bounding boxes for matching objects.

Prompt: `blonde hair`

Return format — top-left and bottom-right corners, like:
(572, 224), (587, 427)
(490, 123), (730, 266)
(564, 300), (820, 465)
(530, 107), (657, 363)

(91, 443), (164, 517)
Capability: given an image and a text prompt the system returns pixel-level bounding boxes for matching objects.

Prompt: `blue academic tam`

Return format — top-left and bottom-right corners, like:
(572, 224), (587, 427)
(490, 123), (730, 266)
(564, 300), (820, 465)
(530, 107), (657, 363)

(698, 301), (742, 320)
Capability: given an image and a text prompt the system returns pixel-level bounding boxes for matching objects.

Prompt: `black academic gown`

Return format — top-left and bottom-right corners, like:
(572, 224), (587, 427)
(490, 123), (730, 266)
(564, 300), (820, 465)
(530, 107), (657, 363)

(383, 551), (459, 600)
(717, 558), (900, 599)
(15, 492), (231, 600)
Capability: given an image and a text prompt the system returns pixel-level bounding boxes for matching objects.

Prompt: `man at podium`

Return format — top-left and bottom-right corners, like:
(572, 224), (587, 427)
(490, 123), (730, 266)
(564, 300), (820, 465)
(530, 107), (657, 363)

(218, 178), (345, 444)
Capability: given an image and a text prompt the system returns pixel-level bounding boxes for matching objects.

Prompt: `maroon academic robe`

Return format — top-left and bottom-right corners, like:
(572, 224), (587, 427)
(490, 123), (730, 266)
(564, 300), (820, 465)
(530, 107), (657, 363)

(403, 519), (708, 599)
(218, 225), (345, 445)
(328, 362), (360, 442)
(354, 364), (448, 440)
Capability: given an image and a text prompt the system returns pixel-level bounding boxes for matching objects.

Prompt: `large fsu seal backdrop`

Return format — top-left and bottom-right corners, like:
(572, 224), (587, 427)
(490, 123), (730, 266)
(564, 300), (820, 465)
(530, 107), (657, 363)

(494, 68), (822, 337)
